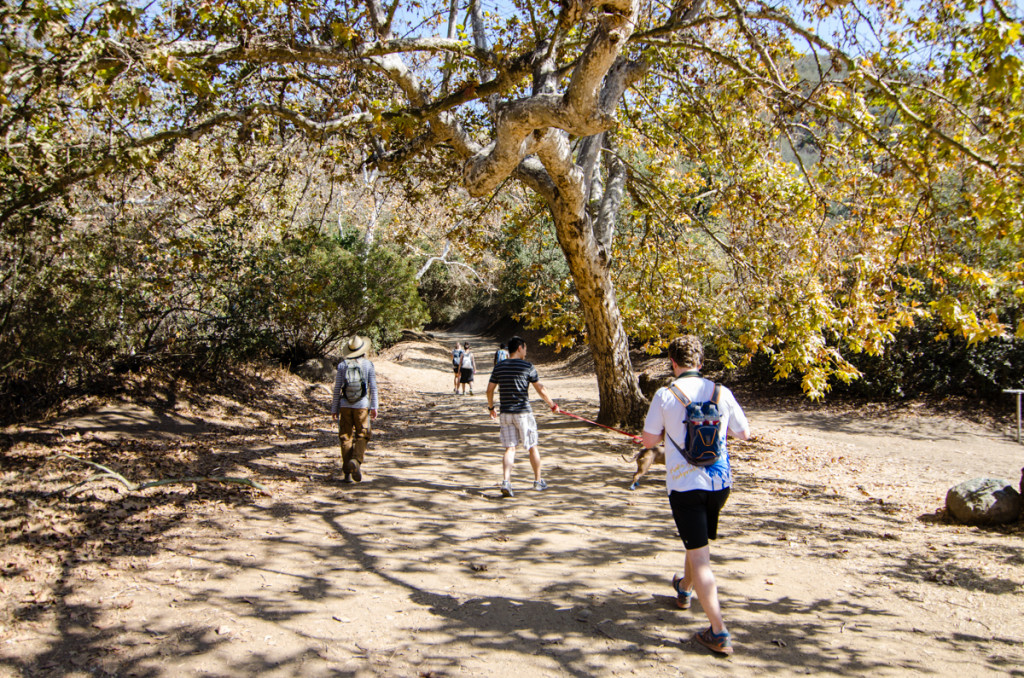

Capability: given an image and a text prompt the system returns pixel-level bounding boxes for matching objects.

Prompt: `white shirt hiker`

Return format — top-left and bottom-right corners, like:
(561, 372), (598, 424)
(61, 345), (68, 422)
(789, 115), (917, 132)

(643, 375), (749, 494)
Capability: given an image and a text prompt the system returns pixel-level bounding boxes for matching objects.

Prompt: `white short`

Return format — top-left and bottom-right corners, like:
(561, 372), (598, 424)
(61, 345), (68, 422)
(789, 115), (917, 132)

(498, 412), (539, 450)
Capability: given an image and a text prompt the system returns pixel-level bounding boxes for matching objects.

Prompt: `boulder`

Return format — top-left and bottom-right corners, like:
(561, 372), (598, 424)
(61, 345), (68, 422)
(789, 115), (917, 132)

(638, 370), (673, 399)
(945, 477), (1022, 525)
(296, 357), (336, 383)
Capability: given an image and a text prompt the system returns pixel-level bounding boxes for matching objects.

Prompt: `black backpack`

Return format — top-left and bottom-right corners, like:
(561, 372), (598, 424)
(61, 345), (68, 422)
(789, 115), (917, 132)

(665, 382), (725, 466)
(341, 359), (367, 403)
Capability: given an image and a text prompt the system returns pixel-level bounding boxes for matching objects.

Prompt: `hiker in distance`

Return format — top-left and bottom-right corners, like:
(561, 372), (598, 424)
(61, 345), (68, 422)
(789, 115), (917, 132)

(331, 336), (379, 484)
(458, 343), (476, 396)
(486, 336), (560, 497)
(493, 343), (509, 367)
(639, 335), (750, 656)
(451, 342), (464, 394)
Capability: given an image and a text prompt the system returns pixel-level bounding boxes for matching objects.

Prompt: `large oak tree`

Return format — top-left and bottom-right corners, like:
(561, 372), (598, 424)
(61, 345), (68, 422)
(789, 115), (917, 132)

(3, 0), (1022, 423)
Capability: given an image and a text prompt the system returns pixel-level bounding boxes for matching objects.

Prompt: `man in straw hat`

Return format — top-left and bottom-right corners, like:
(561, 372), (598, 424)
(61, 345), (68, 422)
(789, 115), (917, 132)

(331, 336), (379, 483)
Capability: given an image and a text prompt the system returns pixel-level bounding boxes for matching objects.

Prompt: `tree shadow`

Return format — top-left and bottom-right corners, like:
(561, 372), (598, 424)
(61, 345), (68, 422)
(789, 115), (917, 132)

(4, 362), (1024, 676)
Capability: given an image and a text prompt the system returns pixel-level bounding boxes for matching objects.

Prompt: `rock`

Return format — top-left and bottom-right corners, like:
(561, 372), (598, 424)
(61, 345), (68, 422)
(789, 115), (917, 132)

(638, 370), (673, 399)
(295, 357), (336, 383)
(945, 477), (1022, 525)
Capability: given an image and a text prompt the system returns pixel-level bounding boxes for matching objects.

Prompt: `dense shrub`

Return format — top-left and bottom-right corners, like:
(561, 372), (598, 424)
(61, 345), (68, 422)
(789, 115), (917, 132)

(0, 215), (426, 422)
(735, 319), (1024, 404)
(245, 227), (428, 365)
(830, 321), (1024, 402)
(491, 217), (583, 349)
(417, 261), (487, 327)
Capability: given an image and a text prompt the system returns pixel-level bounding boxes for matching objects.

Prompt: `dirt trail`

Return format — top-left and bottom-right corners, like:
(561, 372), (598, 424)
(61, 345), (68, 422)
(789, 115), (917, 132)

(1, 334), (1022, 677)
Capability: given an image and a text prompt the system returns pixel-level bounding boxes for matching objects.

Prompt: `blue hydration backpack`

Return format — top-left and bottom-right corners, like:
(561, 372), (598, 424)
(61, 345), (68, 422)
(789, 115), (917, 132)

(665, 382), (724, 466)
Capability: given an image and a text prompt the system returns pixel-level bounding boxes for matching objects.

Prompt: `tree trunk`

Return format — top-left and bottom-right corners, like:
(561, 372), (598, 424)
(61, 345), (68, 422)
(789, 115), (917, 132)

(451, 3), (649, 427)
(550, 211), (647, 428)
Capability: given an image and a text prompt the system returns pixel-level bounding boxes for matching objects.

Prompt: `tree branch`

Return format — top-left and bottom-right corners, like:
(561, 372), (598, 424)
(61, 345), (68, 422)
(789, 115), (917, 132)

(625, 163), (759, 279)
(563, 3), (638, 119)
(415, 241), (495, 289)
(167, 36), (486, 66)
(595, 141), (627, 255)
(742, 4), (1020, 174)
(56, 453), (269, 495)
(463, 2), (644, 198)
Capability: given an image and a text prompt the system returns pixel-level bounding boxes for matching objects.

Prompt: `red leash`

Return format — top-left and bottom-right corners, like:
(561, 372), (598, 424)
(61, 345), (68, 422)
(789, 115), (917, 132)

(553, 405), (643, 444)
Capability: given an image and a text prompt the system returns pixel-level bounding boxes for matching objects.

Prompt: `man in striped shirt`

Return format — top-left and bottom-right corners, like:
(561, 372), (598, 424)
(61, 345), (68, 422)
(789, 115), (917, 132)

(486, 336), (560, 497)
(331, 336), (379, 484)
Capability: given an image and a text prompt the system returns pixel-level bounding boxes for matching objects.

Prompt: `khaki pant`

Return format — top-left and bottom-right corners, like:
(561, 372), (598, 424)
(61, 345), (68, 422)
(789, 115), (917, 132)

(337, 407), (372, 474)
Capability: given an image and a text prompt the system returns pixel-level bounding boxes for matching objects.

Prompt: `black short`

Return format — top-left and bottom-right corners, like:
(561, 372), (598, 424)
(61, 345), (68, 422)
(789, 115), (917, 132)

(453, 365), (460, 374)
(669, 487), (730, 550)
(459, 369), (474, 383)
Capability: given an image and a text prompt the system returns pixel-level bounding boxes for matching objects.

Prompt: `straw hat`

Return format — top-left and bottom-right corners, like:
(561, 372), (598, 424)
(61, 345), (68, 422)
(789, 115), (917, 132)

(341, 336), (370, 359)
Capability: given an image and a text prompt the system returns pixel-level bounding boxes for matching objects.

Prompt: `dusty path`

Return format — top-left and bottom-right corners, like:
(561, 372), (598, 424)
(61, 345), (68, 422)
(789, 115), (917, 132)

(1, 334), (1022, 677)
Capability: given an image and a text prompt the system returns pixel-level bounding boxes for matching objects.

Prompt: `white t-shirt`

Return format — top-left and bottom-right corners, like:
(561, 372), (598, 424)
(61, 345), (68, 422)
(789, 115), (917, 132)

(642, 376), (750, 494)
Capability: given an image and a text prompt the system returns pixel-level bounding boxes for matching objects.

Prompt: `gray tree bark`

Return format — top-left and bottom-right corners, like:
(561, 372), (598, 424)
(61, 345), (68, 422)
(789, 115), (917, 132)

(454, 3), (650, 426)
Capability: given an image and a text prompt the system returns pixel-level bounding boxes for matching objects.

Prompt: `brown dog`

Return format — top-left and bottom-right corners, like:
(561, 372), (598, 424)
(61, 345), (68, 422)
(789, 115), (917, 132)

(629, 446), (665, 490)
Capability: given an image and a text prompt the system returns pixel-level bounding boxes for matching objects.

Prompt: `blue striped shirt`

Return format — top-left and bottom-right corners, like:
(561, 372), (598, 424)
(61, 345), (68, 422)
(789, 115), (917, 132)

(331, 358), (379, 413)
(488, 358), (539, 413)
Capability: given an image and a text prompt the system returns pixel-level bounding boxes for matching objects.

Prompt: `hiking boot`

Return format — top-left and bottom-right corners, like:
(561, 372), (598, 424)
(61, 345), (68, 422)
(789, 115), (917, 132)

(341, 474), (352, 484)
(351, 461), (362, 483)
(672, 573), (692, 609)
(500, 480), (514, 497)
(693, 627), (733, 656)
(532, 479), (548, 491)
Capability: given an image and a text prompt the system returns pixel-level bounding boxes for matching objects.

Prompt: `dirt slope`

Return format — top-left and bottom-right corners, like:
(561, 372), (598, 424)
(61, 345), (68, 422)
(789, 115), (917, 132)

(1, 334), (1022, 677)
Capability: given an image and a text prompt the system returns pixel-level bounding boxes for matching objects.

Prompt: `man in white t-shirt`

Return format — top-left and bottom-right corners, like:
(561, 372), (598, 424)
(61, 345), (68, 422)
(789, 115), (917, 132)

(641, 335), (750, 656)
